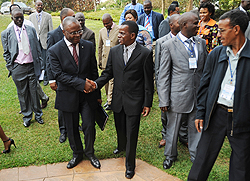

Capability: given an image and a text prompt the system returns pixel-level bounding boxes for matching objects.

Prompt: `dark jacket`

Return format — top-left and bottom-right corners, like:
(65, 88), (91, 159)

(196, 39), (250, 134)
(137, 11), (164, 40)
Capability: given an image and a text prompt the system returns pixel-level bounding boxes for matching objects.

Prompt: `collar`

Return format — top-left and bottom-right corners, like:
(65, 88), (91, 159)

(64, 36), (79, 48)
(226, 38), (247, 57)
(125, 40), (136, 49)
(170, 32), (176, 38)
(36, 10), (43, 16)
(60, 24), (63, 30)
(240, 5), (247, 14)
(107, 22), (115, 31)
(178, 32), (195, 43)
(146, 11), (152, 17)
(14, 23), (25, 31)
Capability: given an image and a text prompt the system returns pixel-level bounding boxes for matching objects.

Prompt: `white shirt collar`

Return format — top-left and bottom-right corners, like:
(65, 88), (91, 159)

(178, 32), (195, 43)
(226, 38), (247, 57)
(240, 6), (247, 14)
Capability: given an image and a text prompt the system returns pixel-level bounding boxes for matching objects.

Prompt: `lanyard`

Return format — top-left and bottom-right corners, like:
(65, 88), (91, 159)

(17, 27), (22, 42)
(177, 36), (195, 56)
(228, 58), (237, 83)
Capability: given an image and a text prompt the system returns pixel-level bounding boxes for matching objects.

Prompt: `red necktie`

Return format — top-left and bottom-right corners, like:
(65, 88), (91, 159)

(72, 44), (78, 66)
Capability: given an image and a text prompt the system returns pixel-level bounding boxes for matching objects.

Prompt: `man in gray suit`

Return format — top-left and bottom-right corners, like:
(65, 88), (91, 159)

(29, 0), (53, 85)
(155, 14), (188, 149)
(157, 12), (207, 169)
(1, 8), (44, 127)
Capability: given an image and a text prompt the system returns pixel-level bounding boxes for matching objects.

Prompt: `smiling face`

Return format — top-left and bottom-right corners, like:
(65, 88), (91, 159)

(185, 15), (199, 38)
(143, 3), (152, 15)
(63, 22), (82, 45)
(35, 1), (43, 13)
(199, 8), (212, 22)
(102, 18), (113, 30)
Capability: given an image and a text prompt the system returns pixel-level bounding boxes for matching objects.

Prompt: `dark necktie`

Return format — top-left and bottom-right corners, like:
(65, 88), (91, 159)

(72, 44), (78, 66)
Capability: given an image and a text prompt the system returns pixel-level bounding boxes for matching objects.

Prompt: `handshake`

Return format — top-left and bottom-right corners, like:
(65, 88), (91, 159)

(84, 78), (96, 93)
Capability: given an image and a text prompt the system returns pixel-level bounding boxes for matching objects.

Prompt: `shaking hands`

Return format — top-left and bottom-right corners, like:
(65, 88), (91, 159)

(84, 78), (96, 93)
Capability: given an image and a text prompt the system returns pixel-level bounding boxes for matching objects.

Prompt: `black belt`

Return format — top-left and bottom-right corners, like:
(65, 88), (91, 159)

(218, 104), (233, 113)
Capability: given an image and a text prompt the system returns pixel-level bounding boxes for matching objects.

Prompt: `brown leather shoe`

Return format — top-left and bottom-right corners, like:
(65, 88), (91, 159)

(158, 139), (166, 148)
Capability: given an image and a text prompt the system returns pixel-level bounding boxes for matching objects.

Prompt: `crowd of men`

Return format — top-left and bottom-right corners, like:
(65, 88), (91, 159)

(1, 0), (250, 180)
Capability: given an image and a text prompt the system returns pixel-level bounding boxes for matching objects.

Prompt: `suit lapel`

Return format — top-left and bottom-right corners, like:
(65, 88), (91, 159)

(124, 43), (141, 69)
(117, 45), (126, 69)
(10, 27), (18, 55)
(61, 40), (78, 70)
(173, 35), (190, 60)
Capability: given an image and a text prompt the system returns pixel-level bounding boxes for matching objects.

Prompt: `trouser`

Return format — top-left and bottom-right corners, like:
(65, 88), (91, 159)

(37, 81), (48, 104)
(104, 78), (114, 105)
(11, 63), (42, 123)
(114, 108), (141, 171)
(161, 111), (188, 143)
(188, 105), (250, 181)
(164, 108), (201, 162)
(63, 97), (95, 158)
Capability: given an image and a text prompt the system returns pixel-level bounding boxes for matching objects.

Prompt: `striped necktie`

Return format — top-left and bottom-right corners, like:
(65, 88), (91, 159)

(72, 44), (78, 66)
(145, 15), (150, 30)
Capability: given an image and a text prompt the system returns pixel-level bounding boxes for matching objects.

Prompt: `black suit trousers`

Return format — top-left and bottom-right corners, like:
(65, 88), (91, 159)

(188, 105), (250, 181)
(63, 94), (96, 158)
(114, 108), (141, 171)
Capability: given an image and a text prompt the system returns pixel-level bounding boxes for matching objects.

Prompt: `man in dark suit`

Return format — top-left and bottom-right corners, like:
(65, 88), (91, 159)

(75, 12), (96, 50)
(1, 8), (43, 127)
(88, 21), (154, 179)
(158, 12), (207, 169)
(48, 17), (101, 169)
(158, 3), (180, 38)
(46, 8), (75, 143)
(137, 0), (164, 40)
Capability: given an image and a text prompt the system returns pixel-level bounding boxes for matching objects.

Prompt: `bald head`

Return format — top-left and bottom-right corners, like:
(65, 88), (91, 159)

(178, 12), (198, 29)
(169, 14), (180, 24)
(62, 16), (80, 30)
(178, 12), (199, 38)
(60, 8), (75, 21)
(102, 13), (113, 30)
(75, 12), (85, 20)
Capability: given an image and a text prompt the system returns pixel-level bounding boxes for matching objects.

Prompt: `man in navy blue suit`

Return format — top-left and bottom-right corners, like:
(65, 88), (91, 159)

(137, 0), (164, 40)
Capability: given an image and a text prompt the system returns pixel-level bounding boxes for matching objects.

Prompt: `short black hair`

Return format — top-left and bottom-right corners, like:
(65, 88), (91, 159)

(171, 1), (179, 7)
(199, 2), (215, 17)
(124, 9), (138, 21)
(219, 9), (249, 34)
(9, 4), (21, 14)
(121, 20), (139, 37)
(168, 4), (177, 15)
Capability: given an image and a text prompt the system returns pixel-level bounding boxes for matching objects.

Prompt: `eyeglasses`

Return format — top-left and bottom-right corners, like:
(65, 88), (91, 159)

(65, 29), (83, 35)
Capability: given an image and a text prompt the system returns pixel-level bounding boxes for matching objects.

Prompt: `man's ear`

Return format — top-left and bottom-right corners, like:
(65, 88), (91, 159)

(233, 25), (241, 36)
(131, 32), (136, 40)
(62, 30), (66, 37)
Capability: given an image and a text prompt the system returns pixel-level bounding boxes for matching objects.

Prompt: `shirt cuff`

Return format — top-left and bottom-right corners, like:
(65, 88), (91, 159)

(94, 81), (98, 89)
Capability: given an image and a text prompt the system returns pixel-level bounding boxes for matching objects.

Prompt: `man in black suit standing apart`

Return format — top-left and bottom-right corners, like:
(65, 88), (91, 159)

(88, 21), (154, 179)
(48, 17), (101, 169)
(47, 8), (75, 143)
(137, 0), (164, 40)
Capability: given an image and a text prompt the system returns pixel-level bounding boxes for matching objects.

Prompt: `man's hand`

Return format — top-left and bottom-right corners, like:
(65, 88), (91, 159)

(195, 119), (203, 133)
(142, 107), (151, 117)
(84, 80), (95, 93)
(86, 78), (96, 89)
(160, 106), (168, 112)
(50, 82), (57, 91)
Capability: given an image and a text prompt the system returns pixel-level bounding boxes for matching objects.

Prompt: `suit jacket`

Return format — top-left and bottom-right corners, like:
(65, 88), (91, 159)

(158, 34), (207, 113)
(137, 11), (164, 40)
(48, 39), (100, 112)
(158, 16), (170, 38)
(46, 26), (64, 80)
(1, 25), (42, 78)
(29, 11), (53, 49)
(155, 32), (172, 86)
(95, 43), (154, 116)
(81, 26), (96, 50)
(98, 23), (119, 70)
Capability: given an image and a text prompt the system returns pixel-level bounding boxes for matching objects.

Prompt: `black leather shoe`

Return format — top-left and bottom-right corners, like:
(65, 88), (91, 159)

(113, 148), (125, 154)
(125, 170), (135, 179)
(67, 156), (83, 169)
(89, 156), (101, 169)
(105, 104), (112, 110)
(59, 133), (67, 143)
(36, 118), (44, 124)
(23, 121), (30, 127)
(163, 159), (173, 169)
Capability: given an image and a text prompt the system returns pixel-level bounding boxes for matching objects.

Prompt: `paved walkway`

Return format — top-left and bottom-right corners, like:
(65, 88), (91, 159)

(0, 157), (181, 181)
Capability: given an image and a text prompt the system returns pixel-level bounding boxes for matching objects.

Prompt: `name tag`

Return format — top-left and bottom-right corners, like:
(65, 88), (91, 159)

(148, 25), (153, 32)
(106, 40), (110, 46)
(220, 83), (234, 100)
(189, 58), (197, 69)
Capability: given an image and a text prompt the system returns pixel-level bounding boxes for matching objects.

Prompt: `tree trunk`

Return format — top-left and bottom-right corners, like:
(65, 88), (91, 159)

(186, 0), (193, 12)
(162, 0), (165, 17)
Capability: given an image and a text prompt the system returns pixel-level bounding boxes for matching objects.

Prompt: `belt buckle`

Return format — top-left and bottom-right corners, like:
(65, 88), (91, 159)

(228, 108), (233, 113)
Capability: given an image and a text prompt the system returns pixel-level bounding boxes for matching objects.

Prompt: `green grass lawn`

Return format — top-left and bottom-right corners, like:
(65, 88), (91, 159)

(0, 14), (230, 181)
